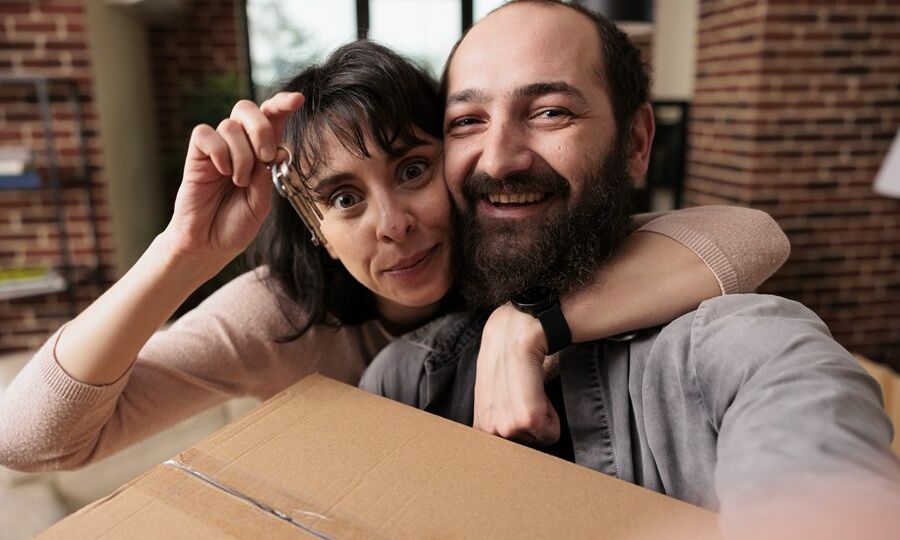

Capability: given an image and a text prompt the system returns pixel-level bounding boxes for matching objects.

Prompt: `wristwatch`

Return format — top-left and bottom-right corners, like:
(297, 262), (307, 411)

(511, 286), (572, 355)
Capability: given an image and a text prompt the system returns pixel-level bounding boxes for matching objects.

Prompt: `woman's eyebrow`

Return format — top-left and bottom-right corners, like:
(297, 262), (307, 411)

(310, 172), (355, 197)
(388, 140), (434, 161)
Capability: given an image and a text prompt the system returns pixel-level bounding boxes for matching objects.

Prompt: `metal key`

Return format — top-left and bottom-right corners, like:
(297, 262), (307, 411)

(269, 147), (326, 246)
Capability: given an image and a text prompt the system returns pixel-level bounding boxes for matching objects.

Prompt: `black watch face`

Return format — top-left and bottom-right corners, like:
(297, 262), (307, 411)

(514, 285), (555, 308)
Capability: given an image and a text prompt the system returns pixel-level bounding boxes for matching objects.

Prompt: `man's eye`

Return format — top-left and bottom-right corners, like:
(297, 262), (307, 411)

(535, 108), (569, 119)
(329, 191), (362, 210)
(399, 160), (429, 183)
(447, 116), (482, 133)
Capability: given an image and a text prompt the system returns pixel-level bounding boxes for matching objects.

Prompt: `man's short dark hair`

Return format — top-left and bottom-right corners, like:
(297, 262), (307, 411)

(441, 0), (651, 135)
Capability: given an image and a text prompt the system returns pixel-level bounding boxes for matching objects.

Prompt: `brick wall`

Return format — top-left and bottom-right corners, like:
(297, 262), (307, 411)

(0, 0), (249, 353)
(148, 0), (249, 207)
(147, 0), (251, 315)
(0, 0), (113, 354)
(686, 0), (900, 368)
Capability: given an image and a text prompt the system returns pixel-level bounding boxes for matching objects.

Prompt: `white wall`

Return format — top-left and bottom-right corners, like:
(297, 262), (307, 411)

(652, 0), (699, 100)
(85, 3), (163, 277)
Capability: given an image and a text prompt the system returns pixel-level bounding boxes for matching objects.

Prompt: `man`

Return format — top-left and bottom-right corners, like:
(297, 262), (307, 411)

(360, 0), (899, 516)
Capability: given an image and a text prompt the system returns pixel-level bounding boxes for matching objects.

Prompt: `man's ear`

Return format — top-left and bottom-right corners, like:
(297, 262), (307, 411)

(627, 102), (655, 180)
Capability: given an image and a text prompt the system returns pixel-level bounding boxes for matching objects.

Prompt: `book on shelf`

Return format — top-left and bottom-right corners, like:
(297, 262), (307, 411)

(0, 147), (41, 190)
(0, 267), (67, 301)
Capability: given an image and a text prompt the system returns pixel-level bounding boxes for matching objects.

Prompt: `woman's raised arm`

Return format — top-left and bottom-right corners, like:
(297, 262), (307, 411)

(0, 94), (307, 471)
(473, 205), (790, 445)
(52, 93), (303, 386)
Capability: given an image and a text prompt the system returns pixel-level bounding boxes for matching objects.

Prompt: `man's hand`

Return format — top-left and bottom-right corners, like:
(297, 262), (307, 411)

(474, 303), (561, 447)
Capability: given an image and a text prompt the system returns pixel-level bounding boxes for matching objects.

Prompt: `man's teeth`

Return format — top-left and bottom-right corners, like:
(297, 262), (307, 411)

(487, 192), (546, 204)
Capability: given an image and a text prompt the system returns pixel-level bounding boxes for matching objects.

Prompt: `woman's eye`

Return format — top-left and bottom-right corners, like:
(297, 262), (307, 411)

(330, 191), (362, 210)
(399, 160), (429, 183)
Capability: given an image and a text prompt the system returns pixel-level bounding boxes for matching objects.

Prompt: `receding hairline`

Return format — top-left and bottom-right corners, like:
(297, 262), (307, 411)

(443, 1), (606, 95)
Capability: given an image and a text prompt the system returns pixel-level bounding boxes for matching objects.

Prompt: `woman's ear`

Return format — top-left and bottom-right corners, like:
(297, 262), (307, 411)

(323, 241), (339, 260)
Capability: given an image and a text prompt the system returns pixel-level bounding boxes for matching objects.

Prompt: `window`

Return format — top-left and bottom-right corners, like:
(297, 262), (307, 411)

(246, 0), (357, 92)
(474, 0), (505, 21)
(246, 0), (480, 93)
(369, 0), (461, 77)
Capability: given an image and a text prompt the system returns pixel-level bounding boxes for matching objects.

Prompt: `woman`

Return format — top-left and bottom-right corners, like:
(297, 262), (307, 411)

(0, 42), (788, 472)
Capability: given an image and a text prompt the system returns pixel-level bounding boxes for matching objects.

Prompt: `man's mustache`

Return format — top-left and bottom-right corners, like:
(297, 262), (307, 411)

(461, 169), (572, 201)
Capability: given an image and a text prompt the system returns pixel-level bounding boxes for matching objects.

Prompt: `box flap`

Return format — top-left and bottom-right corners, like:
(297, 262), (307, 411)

(40, 374), (718, 539)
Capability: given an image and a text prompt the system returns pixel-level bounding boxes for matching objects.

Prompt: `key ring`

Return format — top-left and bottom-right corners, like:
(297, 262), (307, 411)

(267, 145), (326, 246)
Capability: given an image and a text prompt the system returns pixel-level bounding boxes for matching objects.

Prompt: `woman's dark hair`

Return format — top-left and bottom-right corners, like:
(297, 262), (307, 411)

(247, 40), (444, 341)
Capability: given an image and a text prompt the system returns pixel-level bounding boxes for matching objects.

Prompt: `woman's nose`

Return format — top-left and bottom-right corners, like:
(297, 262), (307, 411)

(374, 198), (416, 243)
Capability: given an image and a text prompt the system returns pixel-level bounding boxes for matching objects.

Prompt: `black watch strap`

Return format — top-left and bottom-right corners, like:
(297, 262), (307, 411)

(535, 303), (572, 355)
(512, 287), (572, 355)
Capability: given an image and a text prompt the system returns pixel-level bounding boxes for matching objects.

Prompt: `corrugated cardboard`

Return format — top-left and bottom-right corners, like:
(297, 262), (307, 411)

(857, 355), (900, 454)
(38, 374), (719, 539)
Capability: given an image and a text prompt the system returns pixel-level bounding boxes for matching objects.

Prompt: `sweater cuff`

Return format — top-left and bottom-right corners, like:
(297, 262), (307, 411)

(37, 325), (134, 405)
(636, 220), (739, 295)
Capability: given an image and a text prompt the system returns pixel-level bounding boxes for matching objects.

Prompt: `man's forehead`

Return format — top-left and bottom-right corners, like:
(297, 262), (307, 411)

(446, 3), (601, 96)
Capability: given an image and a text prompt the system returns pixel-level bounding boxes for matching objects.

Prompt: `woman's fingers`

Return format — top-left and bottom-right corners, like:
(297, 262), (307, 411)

(245, 158), (274, 222)
(216, 118), (255, 187)
(230, 100), (277, 163)
(189, 94), (305, 189)
(189, 124), (232, 177)
(260, 92), (304, 142)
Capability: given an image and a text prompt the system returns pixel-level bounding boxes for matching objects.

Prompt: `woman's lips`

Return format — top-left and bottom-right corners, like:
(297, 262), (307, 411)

(383, 245), (439, 277)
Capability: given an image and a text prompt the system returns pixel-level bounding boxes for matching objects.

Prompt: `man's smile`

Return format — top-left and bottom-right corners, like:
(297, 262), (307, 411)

(486, 191), (549, 205)
(477, 193), (559, 218)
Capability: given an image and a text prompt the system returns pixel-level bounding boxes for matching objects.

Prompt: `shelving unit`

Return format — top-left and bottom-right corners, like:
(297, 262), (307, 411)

(0, 75), (103, 315)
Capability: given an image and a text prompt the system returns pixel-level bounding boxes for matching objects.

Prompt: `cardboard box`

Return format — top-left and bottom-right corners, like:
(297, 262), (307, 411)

(857, 355), (900, 455)
(38, 374), (718, 539)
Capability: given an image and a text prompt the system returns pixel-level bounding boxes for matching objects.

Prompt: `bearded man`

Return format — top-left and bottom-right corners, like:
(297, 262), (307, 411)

(360, 0), (899, 519)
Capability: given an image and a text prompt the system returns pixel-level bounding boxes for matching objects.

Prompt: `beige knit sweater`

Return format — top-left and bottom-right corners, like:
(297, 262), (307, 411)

(0, 206), (790, 472)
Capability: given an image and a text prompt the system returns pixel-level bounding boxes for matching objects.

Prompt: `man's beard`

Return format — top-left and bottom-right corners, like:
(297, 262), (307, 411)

(455, 135), (633, 309)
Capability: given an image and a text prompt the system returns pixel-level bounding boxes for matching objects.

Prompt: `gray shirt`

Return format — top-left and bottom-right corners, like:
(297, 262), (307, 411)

(360, 294), (899, 511)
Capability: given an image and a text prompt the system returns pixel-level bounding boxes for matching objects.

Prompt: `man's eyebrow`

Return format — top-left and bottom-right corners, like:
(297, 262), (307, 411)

(446, 82), (587, 107)
(513, 81), (587, 101)
(446, 88), (489, 106)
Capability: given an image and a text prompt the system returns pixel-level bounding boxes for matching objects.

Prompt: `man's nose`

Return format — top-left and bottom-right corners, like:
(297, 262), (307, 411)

(374, 196), (415, 243)
(478, 120), (533, 180)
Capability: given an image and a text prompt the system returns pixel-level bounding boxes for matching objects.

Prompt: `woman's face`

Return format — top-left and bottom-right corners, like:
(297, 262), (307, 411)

(308, 129), (454, 325)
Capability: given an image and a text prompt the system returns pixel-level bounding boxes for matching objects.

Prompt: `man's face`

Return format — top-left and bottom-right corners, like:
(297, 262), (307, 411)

(442, 3), (636, 306)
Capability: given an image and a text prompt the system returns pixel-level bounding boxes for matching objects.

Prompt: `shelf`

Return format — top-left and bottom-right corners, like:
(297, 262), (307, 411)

(0, 269), (67, 301)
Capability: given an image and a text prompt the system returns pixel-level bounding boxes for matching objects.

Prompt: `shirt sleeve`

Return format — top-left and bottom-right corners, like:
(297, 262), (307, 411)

(684, 295), (899, 513)
(632, 205), (791, 294)
(0, 268), (320, 472)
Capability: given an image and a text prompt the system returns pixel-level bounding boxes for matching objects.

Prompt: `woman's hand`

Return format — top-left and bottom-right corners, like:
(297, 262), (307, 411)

(50, 93), (306, 387)
(474, 303), (561, 447)
(162, 92), (304, 276)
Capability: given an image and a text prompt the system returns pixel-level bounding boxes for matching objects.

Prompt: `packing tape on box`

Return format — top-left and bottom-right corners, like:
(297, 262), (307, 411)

(164, 459), (335, 539)
(155, 450), (374, 539)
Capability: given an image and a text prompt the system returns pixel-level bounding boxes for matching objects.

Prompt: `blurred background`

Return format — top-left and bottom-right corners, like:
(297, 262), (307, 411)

(0, 0), (898, 535)
(0, 0), (897, 365)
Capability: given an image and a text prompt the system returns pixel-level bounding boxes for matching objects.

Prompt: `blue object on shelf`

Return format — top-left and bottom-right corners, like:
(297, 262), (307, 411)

(0, 172), (42, 189)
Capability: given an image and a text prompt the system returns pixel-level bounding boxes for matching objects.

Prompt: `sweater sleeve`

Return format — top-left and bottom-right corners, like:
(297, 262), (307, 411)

(0, 268), (359, 473)
(631, 205), (791, 294)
